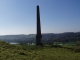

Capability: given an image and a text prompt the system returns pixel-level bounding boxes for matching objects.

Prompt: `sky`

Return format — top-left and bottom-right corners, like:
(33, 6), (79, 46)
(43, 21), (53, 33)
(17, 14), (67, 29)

(0, 0), (80, 35)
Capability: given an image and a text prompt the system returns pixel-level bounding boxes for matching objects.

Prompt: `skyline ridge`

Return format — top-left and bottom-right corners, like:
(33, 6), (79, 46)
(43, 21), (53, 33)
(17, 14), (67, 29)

(0, 31), (80, 36)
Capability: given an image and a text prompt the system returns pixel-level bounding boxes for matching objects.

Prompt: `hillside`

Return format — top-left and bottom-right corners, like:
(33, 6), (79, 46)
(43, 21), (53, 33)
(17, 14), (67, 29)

(0, 41), (80, 60)
(0, 32), (80, 44)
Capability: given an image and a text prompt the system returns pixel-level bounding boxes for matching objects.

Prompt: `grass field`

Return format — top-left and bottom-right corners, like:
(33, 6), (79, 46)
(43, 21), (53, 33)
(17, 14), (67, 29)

(0, 41), (80, 60)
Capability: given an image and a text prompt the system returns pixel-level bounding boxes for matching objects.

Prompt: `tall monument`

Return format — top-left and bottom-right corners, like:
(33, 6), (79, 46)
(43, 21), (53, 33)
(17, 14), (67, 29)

(36, 5), (43, 46)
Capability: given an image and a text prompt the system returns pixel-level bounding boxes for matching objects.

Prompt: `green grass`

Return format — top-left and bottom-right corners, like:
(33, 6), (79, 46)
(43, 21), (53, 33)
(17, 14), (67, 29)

(0, 41), (80, 60)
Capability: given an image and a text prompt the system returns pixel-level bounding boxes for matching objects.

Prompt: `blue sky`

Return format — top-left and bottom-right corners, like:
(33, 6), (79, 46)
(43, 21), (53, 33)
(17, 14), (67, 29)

(0, 0), (80, 35)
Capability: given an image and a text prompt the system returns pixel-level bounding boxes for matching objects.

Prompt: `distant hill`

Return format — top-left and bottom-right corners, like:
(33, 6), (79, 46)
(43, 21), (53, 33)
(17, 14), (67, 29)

(0, 32), (80, 44)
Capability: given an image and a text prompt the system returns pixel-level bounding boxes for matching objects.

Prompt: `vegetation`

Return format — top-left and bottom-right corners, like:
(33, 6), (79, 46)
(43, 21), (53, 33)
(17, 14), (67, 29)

(0, 41), (80, 60)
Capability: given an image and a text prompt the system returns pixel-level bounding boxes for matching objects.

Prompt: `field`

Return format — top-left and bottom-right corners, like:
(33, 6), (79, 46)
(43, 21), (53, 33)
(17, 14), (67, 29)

(0, 41), (80, 60)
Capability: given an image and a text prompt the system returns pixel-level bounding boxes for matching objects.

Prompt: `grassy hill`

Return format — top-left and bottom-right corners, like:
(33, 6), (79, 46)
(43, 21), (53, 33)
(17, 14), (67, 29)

(0, 41), (80, 60)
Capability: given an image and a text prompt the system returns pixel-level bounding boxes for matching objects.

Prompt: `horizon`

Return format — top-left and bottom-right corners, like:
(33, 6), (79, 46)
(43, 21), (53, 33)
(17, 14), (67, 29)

(0, 31), (80, 36)
(0, 0), (80, 35)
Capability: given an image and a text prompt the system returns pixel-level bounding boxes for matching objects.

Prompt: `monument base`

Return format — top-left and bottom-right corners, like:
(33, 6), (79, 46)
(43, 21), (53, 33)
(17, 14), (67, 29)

(36, 43), (43, 46)
(36, 38), (43, 46)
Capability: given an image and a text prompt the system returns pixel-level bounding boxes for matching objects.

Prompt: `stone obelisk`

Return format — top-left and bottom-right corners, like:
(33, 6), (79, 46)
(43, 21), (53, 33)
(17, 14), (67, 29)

(36, 5), (43, 46)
